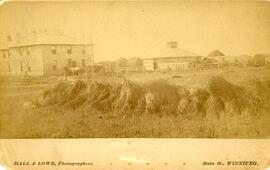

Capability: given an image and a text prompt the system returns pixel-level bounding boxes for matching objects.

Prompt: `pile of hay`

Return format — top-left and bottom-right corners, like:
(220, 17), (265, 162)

(176, 76), (267, 118)
(36, 76), (268, 118)
(38, 79), (187, 116)
(207, 76), (247, 115)
(40, 80), (87, 109)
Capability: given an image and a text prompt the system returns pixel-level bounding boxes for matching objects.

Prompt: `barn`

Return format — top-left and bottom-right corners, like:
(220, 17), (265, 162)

(253, 54), (270, 66)
(143, 41), (201, 71)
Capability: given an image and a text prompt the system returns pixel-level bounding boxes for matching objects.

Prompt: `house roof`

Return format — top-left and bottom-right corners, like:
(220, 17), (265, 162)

(0, 32), (93, 49)
(8, 43), (93, 49)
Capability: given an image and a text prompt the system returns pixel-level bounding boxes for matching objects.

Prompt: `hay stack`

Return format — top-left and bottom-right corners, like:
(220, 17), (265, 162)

(177, 97), (189, 115)
(37, 76), (268, 118)
(38, 79), (187, 115)
(145, 92), (159, 114)
(42, 81), (72, 105)
(204, 95), (225, 118)
(208, 76), (246, 115)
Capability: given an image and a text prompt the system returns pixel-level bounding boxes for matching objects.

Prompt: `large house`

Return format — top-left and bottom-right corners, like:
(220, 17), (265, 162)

(143, 41), (201, 71)
(0, 30), (94, 76)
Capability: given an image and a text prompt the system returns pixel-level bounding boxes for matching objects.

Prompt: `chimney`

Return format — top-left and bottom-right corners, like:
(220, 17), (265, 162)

(167, 41), (178, 48)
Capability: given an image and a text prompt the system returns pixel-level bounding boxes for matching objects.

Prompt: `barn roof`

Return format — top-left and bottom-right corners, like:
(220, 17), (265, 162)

(208, 50), (224, 57)
(145, 47), (201, 59)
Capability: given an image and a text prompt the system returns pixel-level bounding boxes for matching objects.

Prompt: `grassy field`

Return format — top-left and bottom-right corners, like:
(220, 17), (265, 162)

(0, 66), (270, 138)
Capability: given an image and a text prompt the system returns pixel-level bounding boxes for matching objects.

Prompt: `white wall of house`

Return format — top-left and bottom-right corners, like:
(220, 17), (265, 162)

(0, 44), (94, 76)
(17, 46), (44, 76)
(158, 62), (189, 70)
(0, 47), (44, 76)
(42, 44), (93, 76)
(143, 56), (199, 71)
(0, 50), (12, 74)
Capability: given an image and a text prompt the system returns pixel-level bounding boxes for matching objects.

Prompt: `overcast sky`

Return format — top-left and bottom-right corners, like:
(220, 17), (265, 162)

(0, 1), (270, 61)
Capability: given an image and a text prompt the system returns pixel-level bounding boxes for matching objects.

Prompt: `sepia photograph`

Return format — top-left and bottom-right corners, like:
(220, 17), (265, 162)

(0, 1), (270, 139)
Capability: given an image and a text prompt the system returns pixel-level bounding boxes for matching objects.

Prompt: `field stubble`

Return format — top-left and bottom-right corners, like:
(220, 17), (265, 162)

(0, 68), (270, 138)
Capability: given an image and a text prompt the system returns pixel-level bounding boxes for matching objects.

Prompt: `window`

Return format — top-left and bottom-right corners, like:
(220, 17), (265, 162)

(20, 48), (23, 56)
(67, 58), (77, 67)
(27, 62), (31, 72)
(26, 47), (30, 55)
(52, 46), (56, 54)
(52, 60), (57, 70)
(68, 58), (72, 67)
(81, 47), (86, 54)
(72, 60), (77, 67)
(3, 51), (6, 59)
(8, 63), (11, 72)
(81, 59), (86, 67)
(67, 46), (72, 54)
(53, 65), (57, 70)
(20, 61), (23, 72)
(3, 50), (9, 58)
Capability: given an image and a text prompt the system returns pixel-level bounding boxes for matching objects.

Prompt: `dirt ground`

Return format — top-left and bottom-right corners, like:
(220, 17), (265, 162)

(0, 66), (270, 138)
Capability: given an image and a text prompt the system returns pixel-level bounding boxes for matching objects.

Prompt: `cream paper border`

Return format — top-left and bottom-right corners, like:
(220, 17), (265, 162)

(1, 1), (270, 170)
(0, 139), (270, 170)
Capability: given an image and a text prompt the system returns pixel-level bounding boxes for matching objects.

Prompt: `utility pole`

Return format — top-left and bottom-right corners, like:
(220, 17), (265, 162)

(87, 48), (94, 93)
(64, 66), (67, 81)
(85, 65), (88, 80)
(91, 51), (94, 83)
